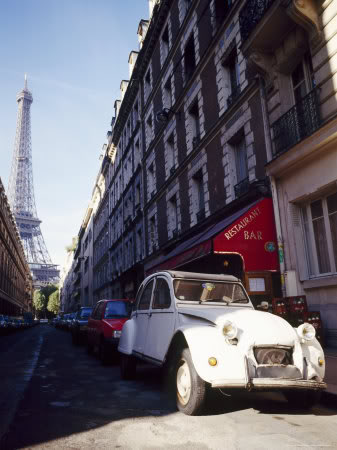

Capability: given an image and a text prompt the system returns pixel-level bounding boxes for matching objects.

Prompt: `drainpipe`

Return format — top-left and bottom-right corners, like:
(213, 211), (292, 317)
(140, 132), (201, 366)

(258, 76), (286, 297)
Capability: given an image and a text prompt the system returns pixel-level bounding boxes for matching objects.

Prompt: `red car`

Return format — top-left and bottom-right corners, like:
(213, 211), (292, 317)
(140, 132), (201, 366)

(87, 299), (133, 364)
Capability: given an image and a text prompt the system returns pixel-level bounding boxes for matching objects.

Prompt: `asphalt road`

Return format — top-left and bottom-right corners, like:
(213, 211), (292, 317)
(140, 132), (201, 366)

(0, 325), (336, 450)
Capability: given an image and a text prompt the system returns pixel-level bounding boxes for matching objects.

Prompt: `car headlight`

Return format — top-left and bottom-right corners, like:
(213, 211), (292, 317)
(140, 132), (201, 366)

(297, 323), (316, 341)
(113, 330), (122, 338)
(222, 320), (238, 339)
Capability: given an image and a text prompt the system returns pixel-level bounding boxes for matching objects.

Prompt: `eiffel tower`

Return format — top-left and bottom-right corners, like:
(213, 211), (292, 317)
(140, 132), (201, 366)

(7, 75), (59, 287)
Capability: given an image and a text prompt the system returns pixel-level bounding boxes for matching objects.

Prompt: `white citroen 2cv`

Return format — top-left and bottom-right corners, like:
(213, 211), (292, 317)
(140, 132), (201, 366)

(118, 271), (326, 415)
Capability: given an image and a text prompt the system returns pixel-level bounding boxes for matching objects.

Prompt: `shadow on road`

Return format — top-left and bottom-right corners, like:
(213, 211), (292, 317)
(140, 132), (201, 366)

(0, 325), (335, 449)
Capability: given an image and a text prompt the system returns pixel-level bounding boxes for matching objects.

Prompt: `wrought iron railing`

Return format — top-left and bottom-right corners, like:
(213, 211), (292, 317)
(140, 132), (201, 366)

(271, 88), (321, 158)
(227, 85), (241, 108)
(239, 0), (275, 42)
(234, 177), (250, 197)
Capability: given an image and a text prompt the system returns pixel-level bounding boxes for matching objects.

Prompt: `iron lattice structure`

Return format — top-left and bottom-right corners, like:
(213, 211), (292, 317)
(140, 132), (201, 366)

(7, 76), (59, 287)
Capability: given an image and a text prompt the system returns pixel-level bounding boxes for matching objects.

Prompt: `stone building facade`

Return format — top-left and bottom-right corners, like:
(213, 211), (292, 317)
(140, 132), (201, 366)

(105, 0), (281, 306)
(64, 0), (337, 349)
(244, 0), (337, 347)
(0, 178), (32, 315)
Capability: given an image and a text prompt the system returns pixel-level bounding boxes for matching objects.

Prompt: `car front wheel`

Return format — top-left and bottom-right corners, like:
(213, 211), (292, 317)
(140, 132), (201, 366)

(175, 348), (206, 415)
(120, 354), (137, 380)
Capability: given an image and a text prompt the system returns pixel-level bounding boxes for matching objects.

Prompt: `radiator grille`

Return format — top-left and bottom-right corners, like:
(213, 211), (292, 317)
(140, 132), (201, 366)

(254, 346), (293, 365)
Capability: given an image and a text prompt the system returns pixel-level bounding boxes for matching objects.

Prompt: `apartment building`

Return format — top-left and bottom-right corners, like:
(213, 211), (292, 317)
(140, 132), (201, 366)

(106, 0), (281, 306)
(238, 0), (337, 346)
(0, 178), (32, 315)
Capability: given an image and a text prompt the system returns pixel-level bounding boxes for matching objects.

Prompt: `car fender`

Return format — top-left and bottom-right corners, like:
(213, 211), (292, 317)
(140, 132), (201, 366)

(118, 318), (135, 355)
(300, 337), (325, 380)
(176, 324), (246, 384)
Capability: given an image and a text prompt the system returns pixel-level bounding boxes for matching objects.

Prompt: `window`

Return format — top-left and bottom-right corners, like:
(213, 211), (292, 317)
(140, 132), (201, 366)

(192, 169), (205, 222)
(148, 163), (155, 197)
(153, 278), (171, 309)
(163, 78), (172, 109)
(184, 34), (196, 82)
(235, 137), (248, 184)
(161, 25), (169, 63)
(134, 138), (141, 167)
(180, 0), (192, 21)
(226, 47), (240, 107)
(189, 101), (200, 148)
(214, 0), (233, 27)
(146, 115), (153, 148)
(168, 195), (178, 236)
(144, 70), (151, 102)
(138, 279), (154, 310)
(135, 183), (141, 206)
(149, 216), (157, 252)
(291, 53), (315, 105)
(136, 228), (143, 261)
(166, 133), (175, 176)
(301, 192), (337, 277)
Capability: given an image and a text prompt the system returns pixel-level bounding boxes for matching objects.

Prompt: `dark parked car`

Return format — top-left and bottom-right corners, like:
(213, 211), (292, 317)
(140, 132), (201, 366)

(87, 299), (133, 364)
(0, 315), (9, 335)
(71, 307), (93, 345)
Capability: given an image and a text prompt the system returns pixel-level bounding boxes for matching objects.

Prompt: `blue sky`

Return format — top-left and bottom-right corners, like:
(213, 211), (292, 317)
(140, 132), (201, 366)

(0, 0), (149, 267)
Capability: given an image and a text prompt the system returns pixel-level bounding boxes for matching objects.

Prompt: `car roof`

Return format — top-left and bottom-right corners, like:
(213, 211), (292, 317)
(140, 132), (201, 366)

(154, 270), (239, 282)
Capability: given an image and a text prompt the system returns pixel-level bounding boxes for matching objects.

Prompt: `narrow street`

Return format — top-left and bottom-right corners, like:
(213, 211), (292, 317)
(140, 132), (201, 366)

(0, 324), (336, 450)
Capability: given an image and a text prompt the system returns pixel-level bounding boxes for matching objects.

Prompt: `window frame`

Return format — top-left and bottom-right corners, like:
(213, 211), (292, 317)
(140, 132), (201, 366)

(301, 192), (337, 278)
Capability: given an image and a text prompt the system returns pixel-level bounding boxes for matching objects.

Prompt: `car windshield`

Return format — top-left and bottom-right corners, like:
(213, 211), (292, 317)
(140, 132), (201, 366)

(173, 279), (248, 304)
(80, 308), (92, 319)
(104, 301), (129, 319)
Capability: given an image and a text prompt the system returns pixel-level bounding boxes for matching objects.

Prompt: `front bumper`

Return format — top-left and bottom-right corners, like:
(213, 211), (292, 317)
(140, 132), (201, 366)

(211, 378), (327, 391)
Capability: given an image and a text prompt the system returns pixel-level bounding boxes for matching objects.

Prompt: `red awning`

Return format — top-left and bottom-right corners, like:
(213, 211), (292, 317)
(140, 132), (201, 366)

(213, 197), (279, 271)
(145, 197), (279, 274)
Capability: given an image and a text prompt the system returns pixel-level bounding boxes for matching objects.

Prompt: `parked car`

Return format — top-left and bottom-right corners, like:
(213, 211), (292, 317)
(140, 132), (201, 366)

(118, 271), (326, 415)
(87, 299), (133, 364)
(0, 315), (9, 335)
(71, 307), (93, 345)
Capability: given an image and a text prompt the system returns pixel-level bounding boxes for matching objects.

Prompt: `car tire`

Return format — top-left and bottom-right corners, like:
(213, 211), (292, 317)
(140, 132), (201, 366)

(284, 390), (321, 409)
(175, 347), (206, 415)
(120, 354), (137, 380)
(99, 340), (111, 365)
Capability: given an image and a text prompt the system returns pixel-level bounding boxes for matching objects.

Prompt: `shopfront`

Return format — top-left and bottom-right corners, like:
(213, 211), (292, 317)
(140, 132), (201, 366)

(145, 197), (281, 306)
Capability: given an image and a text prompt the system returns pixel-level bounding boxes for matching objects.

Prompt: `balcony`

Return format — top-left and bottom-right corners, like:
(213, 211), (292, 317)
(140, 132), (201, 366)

(239, 0), (293, 53)
(234, 177), (250, 198)
(196, 208), (205, 223)
(271, 88), (321, 158)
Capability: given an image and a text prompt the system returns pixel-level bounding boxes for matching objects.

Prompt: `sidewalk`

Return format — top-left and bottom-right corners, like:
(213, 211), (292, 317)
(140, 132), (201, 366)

(322, 347), (337, 406)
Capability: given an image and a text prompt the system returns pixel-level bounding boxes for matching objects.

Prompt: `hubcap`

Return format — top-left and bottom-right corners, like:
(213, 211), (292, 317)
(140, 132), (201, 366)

(176, 359), (191, 406)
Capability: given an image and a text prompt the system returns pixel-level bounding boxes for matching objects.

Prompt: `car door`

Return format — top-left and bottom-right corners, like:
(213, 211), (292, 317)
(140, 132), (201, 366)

(93, 302), (106, 346)
(133, 278), (155, 356)
(143, 276), (176, 364)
